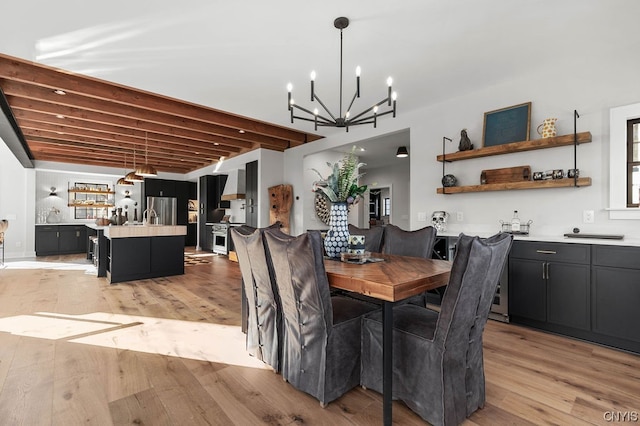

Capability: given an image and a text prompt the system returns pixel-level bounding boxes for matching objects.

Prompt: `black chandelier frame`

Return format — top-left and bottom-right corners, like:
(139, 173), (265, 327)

(287, 17), (397, 132)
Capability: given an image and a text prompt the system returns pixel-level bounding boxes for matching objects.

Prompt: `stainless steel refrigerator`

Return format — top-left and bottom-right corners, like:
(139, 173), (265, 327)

(146, 196), (177, 225)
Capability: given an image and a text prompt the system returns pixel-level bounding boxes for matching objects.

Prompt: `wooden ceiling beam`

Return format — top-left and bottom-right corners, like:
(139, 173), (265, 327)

(27, 138), (212, 167)
(18, 120), (236, 159)
(25, 134), (220, 170)
(12, 106), (257, 163)
(0, 52), (324, 172)
(2, 84), (291, 151)
(0, 54), (320, 144)
(7, 95), (285, 151)
(28, 141), (206, 172)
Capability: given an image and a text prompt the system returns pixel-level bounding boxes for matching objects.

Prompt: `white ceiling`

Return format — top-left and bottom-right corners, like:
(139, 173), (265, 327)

(1, 1), (636, 162)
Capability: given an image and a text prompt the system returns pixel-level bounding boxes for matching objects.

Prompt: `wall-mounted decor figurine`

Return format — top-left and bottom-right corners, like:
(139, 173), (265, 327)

(458, 129), (473, 151)
(442, 174), (457, 187)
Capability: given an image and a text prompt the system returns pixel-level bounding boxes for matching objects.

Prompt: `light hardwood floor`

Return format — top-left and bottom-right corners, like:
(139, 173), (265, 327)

(0, 253), (638, 425)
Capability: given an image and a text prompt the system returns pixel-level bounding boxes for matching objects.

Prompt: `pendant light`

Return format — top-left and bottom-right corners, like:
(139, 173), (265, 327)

(396, 146), (409, 158)
(117, 153), (134, 186)
(135, 132), (157, 177)
(125, 146), (144, 182)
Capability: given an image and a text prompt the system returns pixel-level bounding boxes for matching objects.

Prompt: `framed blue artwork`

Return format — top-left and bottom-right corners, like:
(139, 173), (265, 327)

(482, 102), (531, 147)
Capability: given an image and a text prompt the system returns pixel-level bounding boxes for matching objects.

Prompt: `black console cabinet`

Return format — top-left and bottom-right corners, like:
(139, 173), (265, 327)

(509, 240), (640, 354)
(36, 225), (87, 256)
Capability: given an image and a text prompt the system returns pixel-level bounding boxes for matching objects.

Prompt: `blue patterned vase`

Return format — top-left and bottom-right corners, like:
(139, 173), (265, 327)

(324, 202), (350, 258)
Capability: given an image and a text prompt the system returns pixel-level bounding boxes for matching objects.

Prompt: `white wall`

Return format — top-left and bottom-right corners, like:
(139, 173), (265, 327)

(0, 138), (35, 258)
(34, 170), (143, 224)
(284, 53), (640, 238)
(364, 165), (410, 230)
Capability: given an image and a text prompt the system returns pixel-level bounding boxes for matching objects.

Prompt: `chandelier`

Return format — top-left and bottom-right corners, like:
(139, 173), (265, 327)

(287, 17), (397, 132)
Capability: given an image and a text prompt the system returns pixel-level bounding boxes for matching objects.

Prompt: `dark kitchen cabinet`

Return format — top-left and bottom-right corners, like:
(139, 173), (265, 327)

(592, 245), (640, 345)
(199, 175), (227, 250)
(144, 178), (176, 197)
(35, 225), (87, 256)
(509, 241), (590, 330)
(202, 224), (214, 251)
(245, 160), (258, 227)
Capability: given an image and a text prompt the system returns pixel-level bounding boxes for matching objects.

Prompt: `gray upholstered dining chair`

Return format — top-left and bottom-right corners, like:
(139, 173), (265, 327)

(230, 224), (288, 372)
(264, 230), (379, 407)
(360, 232), (513, 425)
(382, 224), (437, 258)
(382, 224), (438, 305)
(348, 224), (385, 253)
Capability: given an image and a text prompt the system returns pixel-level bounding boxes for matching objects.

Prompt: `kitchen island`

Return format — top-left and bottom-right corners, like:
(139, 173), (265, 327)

(102, 225), (186, 284)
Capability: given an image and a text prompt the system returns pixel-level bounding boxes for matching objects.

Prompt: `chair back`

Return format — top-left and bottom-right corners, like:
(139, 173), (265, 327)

(348, 224), (384, 253)
(230, 225), (288, 370)
(264, 231), (334, 384)
(382, 224), (436, 258)
(434, 233), (512, 347)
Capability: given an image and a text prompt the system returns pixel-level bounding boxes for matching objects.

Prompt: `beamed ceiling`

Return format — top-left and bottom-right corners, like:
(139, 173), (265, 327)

(0, 53), (322, 174)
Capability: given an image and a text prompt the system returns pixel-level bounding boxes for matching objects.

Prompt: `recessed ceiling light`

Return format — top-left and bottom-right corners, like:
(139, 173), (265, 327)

(214, 142), (219, 146)
(55, 114), (65, 119)
(359, 147), (366, 152)
(195, 151), (200, 154)
(53, 89), (66, 95)
(238, 130), (245, 134)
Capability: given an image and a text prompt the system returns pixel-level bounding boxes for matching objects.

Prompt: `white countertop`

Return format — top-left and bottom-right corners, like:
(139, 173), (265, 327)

(437, 231), (640, 247)
(103, 225), (187, 239)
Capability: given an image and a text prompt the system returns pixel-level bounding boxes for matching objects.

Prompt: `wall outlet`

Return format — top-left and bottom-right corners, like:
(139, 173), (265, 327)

(417, 212), (427, 222)
(583, 210), (595, 224)
(457, 211), (464, 222)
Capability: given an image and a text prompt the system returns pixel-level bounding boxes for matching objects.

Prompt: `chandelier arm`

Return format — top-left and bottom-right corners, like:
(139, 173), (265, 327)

(292, 113), (334, 125)
(346, 89), (359, 116)
(348, 97), (390, 122)
(292, 115), (320, 124)
(312, 93), (337, 121)
(348, 119), (377, 126)
(291, 103), (325, 119)
(349, 109), (394, 126)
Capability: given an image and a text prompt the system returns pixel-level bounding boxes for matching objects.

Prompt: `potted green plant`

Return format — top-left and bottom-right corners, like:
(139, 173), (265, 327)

(312, 147), (367, 258)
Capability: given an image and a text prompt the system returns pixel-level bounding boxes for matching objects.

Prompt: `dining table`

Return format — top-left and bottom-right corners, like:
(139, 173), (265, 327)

(324, 253), (452, 426)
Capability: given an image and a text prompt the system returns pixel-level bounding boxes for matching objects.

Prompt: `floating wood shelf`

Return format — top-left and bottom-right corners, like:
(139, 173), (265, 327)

(68, 189), (115, 194)
(68, 203), (115, 208)
(436, 132), (592, 162)
(437, 177), (592, 194)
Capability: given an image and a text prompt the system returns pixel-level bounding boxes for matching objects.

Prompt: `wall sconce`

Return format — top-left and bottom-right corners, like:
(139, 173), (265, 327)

(49, 187), (58, 196)
(396, 146), (409, 158)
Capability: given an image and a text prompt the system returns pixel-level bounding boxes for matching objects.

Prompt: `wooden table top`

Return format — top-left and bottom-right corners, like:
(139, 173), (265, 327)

(324, 254), (452, 302)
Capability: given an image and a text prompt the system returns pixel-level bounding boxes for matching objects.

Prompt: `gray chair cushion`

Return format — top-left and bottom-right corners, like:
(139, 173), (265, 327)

(265, 230), (379, 406)
(361, 232), (513, 425)
(348, 224), (385, 253)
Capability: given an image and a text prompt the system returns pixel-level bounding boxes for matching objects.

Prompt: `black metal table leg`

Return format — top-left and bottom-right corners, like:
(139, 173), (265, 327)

(382, 300), (393, 425)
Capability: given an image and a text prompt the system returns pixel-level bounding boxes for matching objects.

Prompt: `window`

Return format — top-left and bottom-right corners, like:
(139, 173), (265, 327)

(628, 118), (640, 207)
(383, 197), (391, 216)
(609, 103), (640, 219)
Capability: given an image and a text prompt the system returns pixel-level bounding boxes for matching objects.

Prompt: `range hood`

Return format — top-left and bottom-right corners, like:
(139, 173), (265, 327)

(220, 169), (246, 201)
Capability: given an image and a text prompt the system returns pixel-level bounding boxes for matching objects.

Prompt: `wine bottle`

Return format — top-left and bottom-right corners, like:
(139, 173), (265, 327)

(511, 210), (521, 232)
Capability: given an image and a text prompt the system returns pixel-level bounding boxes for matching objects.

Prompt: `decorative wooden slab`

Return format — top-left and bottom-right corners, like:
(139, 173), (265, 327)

(481, 165), (531, 184)
(268, 184), (293, 233)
